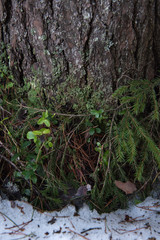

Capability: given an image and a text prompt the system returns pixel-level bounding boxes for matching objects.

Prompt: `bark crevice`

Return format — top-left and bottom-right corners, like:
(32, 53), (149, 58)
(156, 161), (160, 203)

(83, 0), (96, 85)
(132, 0), (138, 69)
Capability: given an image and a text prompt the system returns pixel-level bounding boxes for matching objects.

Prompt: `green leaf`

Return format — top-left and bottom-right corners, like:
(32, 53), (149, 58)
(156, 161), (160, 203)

(38, 118), (50, 127)
(86, 119), (93, 127)
(14, 171), (22, 178)
(95, 146), (101, 152)
(6, 82), (14, 89)
(33, 130), (43, 136)
(22, 170), (34, 179)
(48, 141), (53, 147)
(90, 110), (99, 118)
(41, 128), (50, 134)
(44, 110), (49, 118)
(35, 138), (41, 147)
(33, 128), (50, 135)
(27, 131), (35, 139)
(37, 118), (44, 125)
(96, 142), (101, 147)
(96, 128), (101, 133)
(48, 136), (52, 141)
(33, 135), (38, 143)
(98, 109), (104, 114)
(23, 189), (31, 196)
(42, 110), (49, 119)
(31, 175), (37, 184)
(32, 164), (37, 171)
(89, 128), (95, 135)
(43, 119), (50, 127)
(103, 150), (109, 162)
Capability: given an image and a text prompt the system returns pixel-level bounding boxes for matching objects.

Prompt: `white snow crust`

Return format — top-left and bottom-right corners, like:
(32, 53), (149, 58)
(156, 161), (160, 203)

(0, 196), (160, 240)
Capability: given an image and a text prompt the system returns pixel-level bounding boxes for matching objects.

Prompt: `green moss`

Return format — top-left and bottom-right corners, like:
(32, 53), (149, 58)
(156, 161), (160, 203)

(44, 74), (110, 114)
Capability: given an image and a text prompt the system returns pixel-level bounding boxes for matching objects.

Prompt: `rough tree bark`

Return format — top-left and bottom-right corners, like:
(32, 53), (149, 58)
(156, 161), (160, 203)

(0, 0), (160, 99)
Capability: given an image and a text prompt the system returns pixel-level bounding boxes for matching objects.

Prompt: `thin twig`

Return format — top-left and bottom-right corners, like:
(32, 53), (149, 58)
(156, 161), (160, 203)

(67, 117), (85, 143)
(2, 124), (19, 150)
(81, 227), (101, 234)
(66, 227), (91, 240)
(136, 205), (160, 212)
(0, 211), (19, 229)
(5, 100), (125, 117)
(5, 101), (90, 117)
(89, 200), (102, 211)
(113, 225), (150, 235)
(0, 154), (20, 172)
(105, 216), (107, 234)
(136, 170), (153, 193)
(0, 140), (14, 157)
(105, 196), (117, 208)
(5, 219), (33, 230)
(68, 219), (76, 230)
(0, 105), (11, 115)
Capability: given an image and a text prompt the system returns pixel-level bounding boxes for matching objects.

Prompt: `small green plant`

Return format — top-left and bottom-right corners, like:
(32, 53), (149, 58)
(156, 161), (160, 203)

(27, 110), (53, 151)
(88, 109), (104, 136)
(27, 110), (50, 139)
(90, 109), (104, 121)
(15, 110), (53, 184)
(95, 142), (109, 166)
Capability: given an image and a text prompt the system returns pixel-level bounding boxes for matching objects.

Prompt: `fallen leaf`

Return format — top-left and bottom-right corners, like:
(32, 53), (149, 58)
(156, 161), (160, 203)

(114, 180), (137, 194)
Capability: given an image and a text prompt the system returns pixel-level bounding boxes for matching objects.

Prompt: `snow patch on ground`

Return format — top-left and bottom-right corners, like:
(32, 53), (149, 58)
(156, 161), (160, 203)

(0, 196), (160, 240)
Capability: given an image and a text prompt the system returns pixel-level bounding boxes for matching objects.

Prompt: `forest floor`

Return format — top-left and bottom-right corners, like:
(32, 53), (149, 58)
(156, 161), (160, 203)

(0, 195), (159, 240)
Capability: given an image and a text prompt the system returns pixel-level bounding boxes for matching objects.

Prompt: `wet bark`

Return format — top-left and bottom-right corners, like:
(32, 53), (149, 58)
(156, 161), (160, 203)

(0, 0), (160, 97)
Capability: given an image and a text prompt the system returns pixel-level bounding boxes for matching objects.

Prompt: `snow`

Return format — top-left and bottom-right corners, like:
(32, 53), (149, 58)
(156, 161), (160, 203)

(0, 196), (160, 240)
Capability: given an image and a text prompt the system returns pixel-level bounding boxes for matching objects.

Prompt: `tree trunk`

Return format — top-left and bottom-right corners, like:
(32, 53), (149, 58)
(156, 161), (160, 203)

(0, 0), (160, 100)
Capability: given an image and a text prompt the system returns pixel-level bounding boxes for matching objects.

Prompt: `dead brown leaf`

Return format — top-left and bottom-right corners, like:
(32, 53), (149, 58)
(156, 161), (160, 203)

(114, 180), (137, 194)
